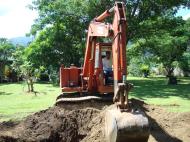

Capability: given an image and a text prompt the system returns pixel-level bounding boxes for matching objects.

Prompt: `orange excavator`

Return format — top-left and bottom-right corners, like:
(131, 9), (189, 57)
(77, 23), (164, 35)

(56, 2), (149, 142)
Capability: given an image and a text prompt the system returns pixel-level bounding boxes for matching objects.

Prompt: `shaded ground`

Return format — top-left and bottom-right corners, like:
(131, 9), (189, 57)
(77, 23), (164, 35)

(0, 99), (189, 142)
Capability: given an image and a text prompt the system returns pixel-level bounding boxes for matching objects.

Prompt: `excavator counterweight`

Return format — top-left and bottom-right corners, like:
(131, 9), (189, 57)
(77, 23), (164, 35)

(56, 1), (150, 142)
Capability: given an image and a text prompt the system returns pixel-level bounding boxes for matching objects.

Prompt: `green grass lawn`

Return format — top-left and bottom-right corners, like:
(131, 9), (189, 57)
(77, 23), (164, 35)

(128, 77), (190, 112)
(0, 77), (190, 122)
(0, 82), (60, 121)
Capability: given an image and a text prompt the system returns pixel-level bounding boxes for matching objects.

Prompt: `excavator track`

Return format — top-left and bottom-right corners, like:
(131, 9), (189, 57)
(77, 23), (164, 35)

(55, 93), (113, 109)
(57, 95), (102, 101)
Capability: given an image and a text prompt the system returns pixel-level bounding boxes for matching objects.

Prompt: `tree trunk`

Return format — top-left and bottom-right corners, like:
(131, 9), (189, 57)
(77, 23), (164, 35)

(30, 79), (34, 92)
(27, 81), (31, 92)
(26, 77), (34, 92)
(29, 78), (34, 92)
(168, 76), (177, 85)
(143, 72), (148, 78)
(166, 68), (177, 85)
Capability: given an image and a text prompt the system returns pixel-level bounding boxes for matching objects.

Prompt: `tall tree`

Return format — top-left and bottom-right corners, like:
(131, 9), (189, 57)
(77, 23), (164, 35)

(12, 46), (39, 92)
(28, 0), (89, 69)
(0, 38), (15, 65)
(28, 0), (190, 76)
(129, 16), (190, 83)
(0, 38), (15, 81)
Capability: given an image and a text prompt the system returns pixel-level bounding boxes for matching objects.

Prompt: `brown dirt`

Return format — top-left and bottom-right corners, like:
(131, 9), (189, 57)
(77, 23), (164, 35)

(0, 99), (190, 142)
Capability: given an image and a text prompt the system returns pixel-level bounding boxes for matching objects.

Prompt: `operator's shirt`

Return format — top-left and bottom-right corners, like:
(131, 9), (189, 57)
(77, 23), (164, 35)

(102, 58), (112, 71)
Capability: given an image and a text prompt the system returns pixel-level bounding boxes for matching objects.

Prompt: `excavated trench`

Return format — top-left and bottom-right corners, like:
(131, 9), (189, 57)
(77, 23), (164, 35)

(0, 99), (190, 142)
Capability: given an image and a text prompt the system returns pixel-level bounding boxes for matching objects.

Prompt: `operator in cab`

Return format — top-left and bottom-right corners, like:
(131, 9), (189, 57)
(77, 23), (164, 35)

(102, 51), (112, 84)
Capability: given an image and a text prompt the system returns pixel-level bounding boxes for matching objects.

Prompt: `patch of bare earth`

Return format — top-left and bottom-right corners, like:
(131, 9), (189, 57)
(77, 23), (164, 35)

(0, 99), (189, 142)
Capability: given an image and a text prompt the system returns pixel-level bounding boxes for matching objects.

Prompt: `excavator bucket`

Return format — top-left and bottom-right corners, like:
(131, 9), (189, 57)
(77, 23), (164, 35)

(105, 105), (149, 142)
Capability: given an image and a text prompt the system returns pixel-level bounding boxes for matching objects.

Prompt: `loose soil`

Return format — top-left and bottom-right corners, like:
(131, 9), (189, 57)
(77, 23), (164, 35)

(0, 99), (189, 142)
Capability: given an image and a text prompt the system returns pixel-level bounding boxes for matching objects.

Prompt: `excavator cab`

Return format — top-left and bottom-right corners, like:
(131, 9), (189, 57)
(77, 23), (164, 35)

(94, 43), (114, 93)
(100, 44), (113, 85)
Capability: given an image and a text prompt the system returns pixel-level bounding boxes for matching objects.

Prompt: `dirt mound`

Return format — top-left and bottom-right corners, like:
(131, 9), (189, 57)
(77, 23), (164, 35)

(0, 106), (100, 142)
(0, 99), (190, 142)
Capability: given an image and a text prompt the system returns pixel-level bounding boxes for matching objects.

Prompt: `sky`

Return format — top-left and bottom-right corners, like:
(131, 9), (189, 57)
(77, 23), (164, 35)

(0, 0), (190, 39)
(0, 0), (38, 38)
(176, 7), (190, 20)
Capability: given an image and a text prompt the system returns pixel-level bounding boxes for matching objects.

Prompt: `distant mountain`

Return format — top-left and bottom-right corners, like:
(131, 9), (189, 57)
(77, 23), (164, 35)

(9, 36), (34, 46)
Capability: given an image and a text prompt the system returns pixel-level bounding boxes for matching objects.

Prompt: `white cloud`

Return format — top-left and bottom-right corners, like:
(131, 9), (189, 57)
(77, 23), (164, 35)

(0, 0), (38, 38)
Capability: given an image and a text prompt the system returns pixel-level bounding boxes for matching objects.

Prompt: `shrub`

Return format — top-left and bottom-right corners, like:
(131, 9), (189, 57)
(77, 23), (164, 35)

(140, 64), (150, 77)
(128, 58), (142, 77)
(40, 73), (49, 81)
(49, 71), (59, 86)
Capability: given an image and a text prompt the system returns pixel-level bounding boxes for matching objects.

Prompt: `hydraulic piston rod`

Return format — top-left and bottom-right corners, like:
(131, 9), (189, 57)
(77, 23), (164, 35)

(95, 6), (114, 22)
